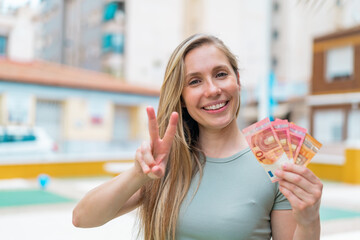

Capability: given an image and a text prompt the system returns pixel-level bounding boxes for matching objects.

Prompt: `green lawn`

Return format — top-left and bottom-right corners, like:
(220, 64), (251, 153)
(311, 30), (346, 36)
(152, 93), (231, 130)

(0, 189), (73, 207)
(1, 189), (359, 222)
(320, 206), (360, 221)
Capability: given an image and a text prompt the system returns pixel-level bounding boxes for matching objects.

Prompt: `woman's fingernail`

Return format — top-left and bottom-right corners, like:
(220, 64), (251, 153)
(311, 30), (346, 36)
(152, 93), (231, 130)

(282, 163), (288, 169)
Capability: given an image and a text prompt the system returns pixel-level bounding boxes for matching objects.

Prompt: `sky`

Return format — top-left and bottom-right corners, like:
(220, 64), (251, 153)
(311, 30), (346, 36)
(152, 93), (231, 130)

(1, 0), (40, 10)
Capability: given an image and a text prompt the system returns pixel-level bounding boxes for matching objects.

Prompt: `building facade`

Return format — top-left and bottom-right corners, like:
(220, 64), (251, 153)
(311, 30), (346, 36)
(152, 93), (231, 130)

(309, 26), (360, 148)
(268, 0), (360, 128)
(35, 0), (125, 78)
(0, 58), (159, 178)
(306, 26), (360, 183)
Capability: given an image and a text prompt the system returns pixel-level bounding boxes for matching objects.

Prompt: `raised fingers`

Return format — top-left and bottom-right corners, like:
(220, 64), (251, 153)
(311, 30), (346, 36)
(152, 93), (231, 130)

(162, 112), (179, 150)
(142, 107), (178, 179)
(146, 106), (159, 143)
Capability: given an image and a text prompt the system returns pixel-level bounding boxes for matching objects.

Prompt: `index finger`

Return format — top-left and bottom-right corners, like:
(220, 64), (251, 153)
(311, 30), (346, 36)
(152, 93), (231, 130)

(162, 112), (179, 150)
(146, 106), (160, 142)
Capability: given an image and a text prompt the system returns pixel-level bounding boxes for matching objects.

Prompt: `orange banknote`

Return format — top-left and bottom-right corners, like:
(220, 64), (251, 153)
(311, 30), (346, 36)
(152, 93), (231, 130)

(272, 119), (293, 161)
(289, 122), (307, 161)
(242, 118), (291, 182)
(295, 133), (322, 166)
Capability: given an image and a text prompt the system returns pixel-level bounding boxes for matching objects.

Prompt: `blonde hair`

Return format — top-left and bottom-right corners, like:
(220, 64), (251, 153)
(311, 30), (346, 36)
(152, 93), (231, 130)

(138, 34), (240, 240)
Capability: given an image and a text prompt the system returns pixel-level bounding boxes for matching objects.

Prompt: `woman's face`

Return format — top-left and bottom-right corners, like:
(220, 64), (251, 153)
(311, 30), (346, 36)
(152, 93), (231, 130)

(181, 44), (240, 132)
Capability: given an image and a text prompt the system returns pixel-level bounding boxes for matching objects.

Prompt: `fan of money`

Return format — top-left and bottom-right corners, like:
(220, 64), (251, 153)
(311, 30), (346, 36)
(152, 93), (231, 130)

(242, 118), (322, 182)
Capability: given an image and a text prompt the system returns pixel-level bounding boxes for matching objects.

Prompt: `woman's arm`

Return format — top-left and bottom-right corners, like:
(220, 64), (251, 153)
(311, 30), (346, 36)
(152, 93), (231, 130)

(272, 163), (323, 240)
(72, 107), (179, 228)
(271, 210), (296, 240)
(72, 166), (149, 228)
(271, 209), (321, 240)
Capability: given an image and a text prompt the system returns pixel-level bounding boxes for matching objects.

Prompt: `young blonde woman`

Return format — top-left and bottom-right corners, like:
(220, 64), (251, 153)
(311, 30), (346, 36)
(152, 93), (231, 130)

(73, 34), (323, 240)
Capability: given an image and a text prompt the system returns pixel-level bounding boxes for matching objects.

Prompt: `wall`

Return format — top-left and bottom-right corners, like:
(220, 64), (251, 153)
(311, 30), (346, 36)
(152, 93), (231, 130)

(125, 0), (183, 88)
(63, 98), (113, 141)
(203, 0), (270, 92)
(0, 94), (5, 125)
(8, 7), (35, 62)
(0, 93), (36, 126)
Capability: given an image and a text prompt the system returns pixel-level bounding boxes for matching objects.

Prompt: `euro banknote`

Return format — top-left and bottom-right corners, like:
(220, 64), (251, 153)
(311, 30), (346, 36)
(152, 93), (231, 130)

(272, 119), (293, 161)
(295, 133), (322, 166)
(242, 118), (292, 182)
(289, 122), (307, 161)
(243, 118), (322, 182)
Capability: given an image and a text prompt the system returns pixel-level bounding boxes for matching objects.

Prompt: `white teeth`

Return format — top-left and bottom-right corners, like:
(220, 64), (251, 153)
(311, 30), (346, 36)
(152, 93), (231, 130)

(204, 102), (226, 110)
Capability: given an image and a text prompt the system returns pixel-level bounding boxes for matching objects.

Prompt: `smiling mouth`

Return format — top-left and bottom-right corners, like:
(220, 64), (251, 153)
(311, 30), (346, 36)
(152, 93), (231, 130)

(203, 101), (229, 110)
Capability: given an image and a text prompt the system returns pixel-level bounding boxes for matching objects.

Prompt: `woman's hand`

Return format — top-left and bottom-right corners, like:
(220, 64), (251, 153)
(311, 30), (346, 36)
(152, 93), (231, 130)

(135, 106), (178, 179)
(275, 163), (323, 227)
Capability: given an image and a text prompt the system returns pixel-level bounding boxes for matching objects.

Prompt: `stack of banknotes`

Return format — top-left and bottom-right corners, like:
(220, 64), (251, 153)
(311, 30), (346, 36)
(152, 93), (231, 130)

(242, 118), (322, 182)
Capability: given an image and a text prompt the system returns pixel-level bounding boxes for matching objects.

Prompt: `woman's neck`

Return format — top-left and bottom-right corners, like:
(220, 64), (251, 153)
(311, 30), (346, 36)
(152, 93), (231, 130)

(198, 120), (248, 158)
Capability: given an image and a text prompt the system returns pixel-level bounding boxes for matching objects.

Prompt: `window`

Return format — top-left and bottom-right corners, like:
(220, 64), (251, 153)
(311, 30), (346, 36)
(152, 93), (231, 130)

(313, 109), (344, 144)
(272, 29), (279, 40)
(112, 34), (124, 54)
(273, 2), (280, 12)
(325, 46), (354, 82)
(35, 99), (63, 142)
(347, 109), (360, 141)
(7, 93), (31, 124)
(113, 105), (131, 142)
(102, 34), (112, 52)
(102, 33), (124, 54)
(271, 56), (278, 69)
(103, 2), (125, 22)
(0, 36), (7, 56)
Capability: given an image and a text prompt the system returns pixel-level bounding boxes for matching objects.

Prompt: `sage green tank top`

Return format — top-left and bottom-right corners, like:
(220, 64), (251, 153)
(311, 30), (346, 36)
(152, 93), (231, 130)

(176, 147), (291, 240)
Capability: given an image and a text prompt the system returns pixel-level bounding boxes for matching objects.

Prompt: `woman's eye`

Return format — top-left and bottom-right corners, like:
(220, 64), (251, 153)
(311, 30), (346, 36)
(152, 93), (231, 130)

(189, 79), (200, 85)
(216, 72), (228, 78)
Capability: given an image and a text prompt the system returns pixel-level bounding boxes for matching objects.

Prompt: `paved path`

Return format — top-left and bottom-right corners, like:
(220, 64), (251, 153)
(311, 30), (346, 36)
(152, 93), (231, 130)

(0, 177), (359, 240)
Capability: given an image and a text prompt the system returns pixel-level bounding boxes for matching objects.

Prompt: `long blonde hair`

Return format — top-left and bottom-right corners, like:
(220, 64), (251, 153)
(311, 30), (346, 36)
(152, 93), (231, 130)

(138, 34), (240, 240)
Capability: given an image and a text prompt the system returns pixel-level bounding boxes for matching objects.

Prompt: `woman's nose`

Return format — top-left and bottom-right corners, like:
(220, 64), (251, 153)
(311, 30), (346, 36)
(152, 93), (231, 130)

(204, 80), (221, 97)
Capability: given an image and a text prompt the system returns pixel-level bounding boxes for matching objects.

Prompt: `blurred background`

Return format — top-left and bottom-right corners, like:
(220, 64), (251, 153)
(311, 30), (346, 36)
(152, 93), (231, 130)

(0, 0), (359, 239)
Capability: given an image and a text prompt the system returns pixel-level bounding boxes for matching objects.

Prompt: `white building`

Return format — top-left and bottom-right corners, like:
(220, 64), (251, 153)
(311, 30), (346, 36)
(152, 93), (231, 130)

(125, 0), (271, 93)
(0, 6), (37, 61)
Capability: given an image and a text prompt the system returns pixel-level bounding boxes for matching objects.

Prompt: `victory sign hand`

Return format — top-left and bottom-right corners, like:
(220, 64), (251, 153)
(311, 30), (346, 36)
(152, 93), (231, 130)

(135, 106), (178, 179)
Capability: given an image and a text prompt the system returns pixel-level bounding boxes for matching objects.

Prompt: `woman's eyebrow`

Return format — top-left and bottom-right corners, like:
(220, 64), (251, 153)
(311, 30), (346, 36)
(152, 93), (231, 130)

(185, 72), (201, 79)
(212, 65), (230, 72)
